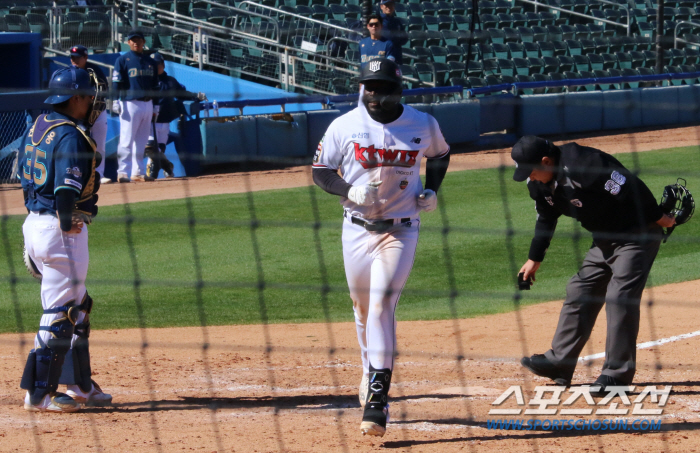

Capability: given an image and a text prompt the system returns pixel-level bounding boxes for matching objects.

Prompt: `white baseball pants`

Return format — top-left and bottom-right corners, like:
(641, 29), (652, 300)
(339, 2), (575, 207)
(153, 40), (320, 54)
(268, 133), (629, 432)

(342, 214), (419, 374)
(22, 212), (89, 349)
(117, 99), (153, 178)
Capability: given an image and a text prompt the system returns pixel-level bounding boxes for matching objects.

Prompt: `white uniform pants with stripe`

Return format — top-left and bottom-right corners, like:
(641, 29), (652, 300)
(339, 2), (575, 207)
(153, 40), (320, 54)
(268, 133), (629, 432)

(23, 213), (89, 349)
(342, 215), (419, 375)
(117, 99), (153, 178)
(91, 109), (108, 177)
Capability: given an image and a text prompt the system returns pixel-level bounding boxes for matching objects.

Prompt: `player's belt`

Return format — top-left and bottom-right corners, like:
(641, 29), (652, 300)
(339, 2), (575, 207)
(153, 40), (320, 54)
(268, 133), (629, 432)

(346, 212), (411, 232)
(135, 97), (152, 101)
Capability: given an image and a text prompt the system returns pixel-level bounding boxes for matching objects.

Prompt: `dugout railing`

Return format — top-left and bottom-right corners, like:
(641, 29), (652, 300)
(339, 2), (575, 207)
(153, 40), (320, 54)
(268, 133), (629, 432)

(517, 0), (632, 36)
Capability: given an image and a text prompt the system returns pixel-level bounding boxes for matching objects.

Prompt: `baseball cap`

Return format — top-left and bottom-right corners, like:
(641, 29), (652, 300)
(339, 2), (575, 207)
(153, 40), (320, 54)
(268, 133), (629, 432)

(126, 29), (145, 41)
(70, 45), (88, 57)
(151, 52), (164, 64)
(511, 136), (559, 182)
(380, 0), (395, 4)
(359, 58), (402, 86)
(44, 67), (94, 104)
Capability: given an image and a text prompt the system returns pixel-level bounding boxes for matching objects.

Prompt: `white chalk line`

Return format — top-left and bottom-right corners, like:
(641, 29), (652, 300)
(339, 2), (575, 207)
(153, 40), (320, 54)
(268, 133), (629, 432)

(579, 329), (700, 362)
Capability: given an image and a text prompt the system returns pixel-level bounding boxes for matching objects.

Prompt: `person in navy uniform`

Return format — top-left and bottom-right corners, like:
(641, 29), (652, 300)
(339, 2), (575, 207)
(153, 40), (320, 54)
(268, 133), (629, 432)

(111, 29), (160, 182)
(146, 53), (206, 179)
(18, 67), (111, 412)
(70, 45), (112, 185)
(359, 15), (397, 65)
(513, 136), (676, 395)
(377, 0), (408, 65)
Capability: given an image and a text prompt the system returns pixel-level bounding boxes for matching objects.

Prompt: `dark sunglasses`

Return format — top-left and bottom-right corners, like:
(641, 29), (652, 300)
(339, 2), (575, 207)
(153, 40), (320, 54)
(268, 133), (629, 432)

(368, 22), (381, 27)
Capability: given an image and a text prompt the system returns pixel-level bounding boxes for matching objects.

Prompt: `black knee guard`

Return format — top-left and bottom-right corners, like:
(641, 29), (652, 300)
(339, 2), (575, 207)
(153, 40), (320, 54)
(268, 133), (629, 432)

(20, 317), (74, 405)
(58, 293), (94, 392)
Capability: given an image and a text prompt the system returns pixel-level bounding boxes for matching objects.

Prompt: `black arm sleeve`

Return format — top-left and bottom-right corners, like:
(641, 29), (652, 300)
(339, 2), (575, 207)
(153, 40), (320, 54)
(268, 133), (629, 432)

(528, 215), (558, 262)
(312, 168), (352, 198)
(425, 153), (450, 192)
(56, 189), (77, 232)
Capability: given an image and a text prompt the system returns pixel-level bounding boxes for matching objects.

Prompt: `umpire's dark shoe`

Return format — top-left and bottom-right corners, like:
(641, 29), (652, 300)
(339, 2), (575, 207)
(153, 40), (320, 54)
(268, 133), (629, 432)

(589, 375), (630, 397)
(520, 354), (571, 386)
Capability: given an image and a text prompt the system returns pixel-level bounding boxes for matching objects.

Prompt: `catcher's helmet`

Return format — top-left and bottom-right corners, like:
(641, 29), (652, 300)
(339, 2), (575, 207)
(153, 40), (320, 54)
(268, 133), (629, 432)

(359, 58), (402, 87)
(660, 178), (695, 225)
(44, 67), (95, 104)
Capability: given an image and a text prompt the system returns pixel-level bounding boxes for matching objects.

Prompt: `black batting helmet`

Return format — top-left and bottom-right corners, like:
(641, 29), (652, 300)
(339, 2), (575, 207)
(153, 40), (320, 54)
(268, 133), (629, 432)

(359, 58), (402, 87)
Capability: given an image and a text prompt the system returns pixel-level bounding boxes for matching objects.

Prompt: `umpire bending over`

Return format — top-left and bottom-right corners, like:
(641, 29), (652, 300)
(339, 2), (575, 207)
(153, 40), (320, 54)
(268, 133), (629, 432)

(513, 136), (675, 395)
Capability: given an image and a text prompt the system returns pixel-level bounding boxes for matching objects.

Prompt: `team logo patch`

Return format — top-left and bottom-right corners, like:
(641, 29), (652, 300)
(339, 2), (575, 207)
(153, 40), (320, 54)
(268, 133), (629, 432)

(65, 167), (82, 178)
(545, 196), (554, 206)
(570, 199), (583, 207)
(411, 137), (421, 144)
(45, 131), (56, 144)
(611, 170), (626, 185)
(64, 179), (82, 190)
(399, 179), (408, 190)
(368, 60), (382, 72)
(605, 180), (621, 195)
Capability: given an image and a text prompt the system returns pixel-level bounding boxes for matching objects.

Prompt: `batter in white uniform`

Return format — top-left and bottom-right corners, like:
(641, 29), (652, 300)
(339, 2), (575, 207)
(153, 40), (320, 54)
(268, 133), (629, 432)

(312, 58), (450, 437)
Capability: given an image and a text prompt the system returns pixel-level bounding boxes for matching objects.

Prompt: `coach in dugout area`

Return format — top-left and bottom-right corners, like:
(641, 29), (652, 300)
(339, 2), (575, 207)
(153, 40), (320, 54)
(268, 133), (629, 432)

(376, 0), (408, 65)
(359, 14), (397, 66)
(69, 45), (112, 185)
(111, 29), (159, 183)
(513, 136), (675, 396)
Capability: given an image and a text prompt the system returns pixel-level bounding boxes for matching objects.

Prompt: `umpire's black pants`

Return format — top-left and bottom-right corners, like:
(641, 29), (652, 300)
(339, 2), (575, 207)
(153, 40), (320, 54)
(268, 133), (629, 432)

(544, 225), (663, 384)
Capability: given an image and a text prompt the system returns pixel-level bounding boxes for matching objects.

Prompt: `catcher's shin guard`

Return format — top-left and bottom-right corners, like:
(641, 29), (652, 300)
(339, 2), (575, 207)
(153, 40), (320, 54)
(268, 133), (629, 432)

(361, 366), (392, 437)
(146, 157), (161, 180)
(58, 294), (94, 392)
(20, 317), (75, 405)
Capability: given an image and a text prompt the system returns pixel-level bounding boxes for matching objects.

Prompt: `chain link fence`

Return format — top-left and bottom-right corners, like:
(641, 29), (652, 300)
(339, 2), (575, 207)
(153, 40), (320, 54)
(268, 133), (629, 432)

(0, 111), (31, 184)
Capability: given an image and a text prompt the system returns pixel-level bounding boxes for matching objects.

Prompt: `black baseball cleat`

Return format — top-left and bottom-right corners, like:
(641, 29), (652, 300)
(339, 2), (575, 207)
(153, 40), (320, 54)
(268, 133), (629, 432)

(588, 375), (630, 397)
(520, 354), (571, 386)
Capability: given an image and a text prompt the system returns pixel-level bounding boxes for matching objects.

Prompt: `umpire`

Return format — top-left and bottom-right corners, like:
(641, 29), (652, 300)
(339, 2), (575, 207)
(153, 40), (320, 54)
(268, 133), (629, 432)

(513, 136), (675, 395)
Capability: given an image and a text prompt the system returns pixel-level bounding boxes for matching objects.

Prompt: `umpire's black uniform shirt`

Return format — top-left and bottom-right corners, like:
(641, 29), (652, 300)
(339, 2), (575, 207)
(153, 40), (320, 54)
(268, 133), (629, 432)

(527, 143), (664, 262)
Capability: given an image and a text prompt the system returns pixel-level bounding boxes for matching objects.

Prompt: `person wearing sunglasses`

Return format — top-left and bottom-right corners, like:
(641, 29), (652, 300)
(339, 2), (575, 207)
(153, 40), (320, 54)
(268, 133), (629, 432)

(359, 14), (397, 66)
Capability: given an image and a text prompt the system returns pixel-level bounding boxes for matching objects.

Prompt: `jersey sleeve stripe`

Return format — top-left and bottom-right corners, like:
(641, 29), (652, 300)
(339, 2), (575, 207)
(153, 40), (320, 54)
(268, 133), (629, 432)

(54, 186), (81, 194)
(433, 147), (450, 159)
(312, 163), (329, 169)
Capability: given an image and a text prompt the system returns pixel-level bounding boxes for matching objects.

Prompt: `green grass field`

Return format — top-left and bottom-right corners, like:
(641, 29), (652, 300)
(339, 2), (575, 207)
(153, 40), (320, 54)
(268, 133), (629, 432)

(1, 147), (699, 334)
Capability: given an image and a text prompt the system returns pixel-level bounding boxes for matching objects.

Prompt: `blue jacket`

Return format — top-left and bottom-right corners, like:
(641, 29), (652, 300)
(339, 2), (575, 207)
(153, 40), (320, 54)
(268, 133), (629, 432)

(156, 71), (198, 123)
(359, 37), (397, 64)
(379, 11), (408, 65)
(112, 50), (159, 103)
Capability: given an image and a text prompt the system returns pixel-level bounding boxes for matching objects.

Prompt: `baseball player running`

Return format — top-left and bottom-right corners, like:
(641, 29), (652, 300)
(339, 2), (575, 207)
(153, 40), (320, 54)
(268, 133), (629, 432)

(512, 136), (675, 395)
(111, 29), (159, 182)
(70, 45), (112, 185)
(18, 67), (111, 412)
(312, 58), (450, 437)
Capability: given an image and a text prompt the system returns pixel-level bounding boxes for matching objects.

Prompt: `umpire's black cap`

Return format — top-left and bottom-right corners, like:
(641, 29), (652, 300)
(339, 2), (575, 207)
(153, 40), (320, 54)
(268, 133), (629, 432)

(359, 58), (402, 87)
(511, 135), (559, 181)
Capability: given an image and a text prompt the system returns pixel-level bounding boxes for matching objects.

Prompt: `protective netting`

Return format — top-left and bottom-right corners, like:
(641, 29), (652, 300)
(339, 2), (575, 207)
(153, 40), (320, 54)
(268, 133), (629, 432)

(2, 0), (700, 451)
(0, 111), (30, 184)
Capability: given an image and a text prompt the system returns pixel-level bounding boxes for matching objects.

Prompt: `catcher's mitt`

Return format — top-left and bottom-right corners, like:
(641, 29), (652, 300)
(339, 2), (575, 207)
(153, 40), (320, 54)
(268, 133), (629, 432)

(659, 178), (694, 242)
(23, 245), (42, 282)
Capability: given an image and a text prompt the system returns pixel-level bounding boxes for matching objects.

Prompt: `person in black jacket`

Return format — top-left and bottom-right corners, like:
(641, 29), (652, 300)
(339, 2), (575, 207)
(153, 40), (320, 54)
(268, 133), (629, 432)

(146, 53), (206, 179)
(512, 136), (675, 395)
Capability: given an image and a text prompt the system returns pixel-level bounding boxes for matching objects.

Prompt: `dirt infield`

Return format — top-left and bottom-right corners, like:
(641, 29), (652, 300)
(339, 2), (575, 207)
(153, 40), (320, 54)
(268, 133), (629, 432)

(0, 280), (698, 452)
(1, 126), (699, 451)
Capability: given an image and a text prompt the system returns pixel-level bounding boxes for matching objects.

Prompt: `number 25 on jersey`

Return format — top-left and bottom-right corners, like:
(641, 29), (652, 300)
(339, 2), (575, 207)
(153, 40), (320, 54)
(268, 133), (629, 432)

(22, 144), (47, 186)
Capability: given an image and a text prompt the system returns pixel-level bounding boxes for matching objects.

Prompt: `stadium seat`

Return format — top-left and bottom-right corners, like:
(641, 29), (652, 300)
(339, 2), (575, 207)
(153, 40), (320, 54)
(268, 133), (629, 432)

(513, 57), (530, 75)
(539, 41), (555, 57)
(446, 44), (465, 62)
(561, 24), (576, 40)
(425, 30), (443, 47)
(507, 42), (525, 58)
(585, 53), (603, 71)
(524, 42), (540, 58)
(433, 62), (450, 85)
(593, 37), (610, 53)
(638, 22), (655, 39)
(407, 16), (425, 31)
(552, 41), (568, 56)
(621, 67), (641, 88)
(503, 27), (521, 43)
(577, 70), (596, 91)
(669, 47), (685, 65)
(526, 12), (542, 27)
(448, 60), (466, 79)
(498, 13), (514, 28)
(27, 13), (50, 44)
(540, 12), (558, 26)
(423, 15), (440, 31)
(423, 2), (438, 16)
(600, 53), (617, 69)
(483, 59), (499, 76)
(637, 67), (657, 87)
(580, 39), (596, 55)
(410, 47), (432, 65)
(644, 50), (659, 67)
(480, 13), (499, 29)
(531, 73), (551, 94)
(559, 55), (575, 71)
(574, 23), (591, 40)
(480, 0), (497, 15)
(345, 4), (361, 19)
(409, 30), (428, 48)
(408, 3), (424, 17)
(5, 14), (30, 33)
(679, 64), (698, 84)
(488, 28), (506, 44)
(512, 13), (528, 28)
(566, 39), (583, 55)
(546, 25), (563, 42)
(684, 47), (700, 64)
(662, 49), (673, 66)
(478, 43), (496, 60)
(492, 43), (510, 59)
(573, 54), (590, 71)
(413, 62), (434, 84)
(467, 60), (484, 77)
(441, 30), (460, 46)
(452, 1), (468, 16)
(532, 25), (548, 42)
(495, 0), (512, 14)
(463, 44), (480, 61)
(453, 14), (471, 31)
(526, 56), (544, 75)
(517, 26), (534, 43)
(514, 74), (535, 94)
(591, 69), (613, 90)
(429, 46), (448, 63)
(497, 58), (515, 76)
(616, 51), (632, 69)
